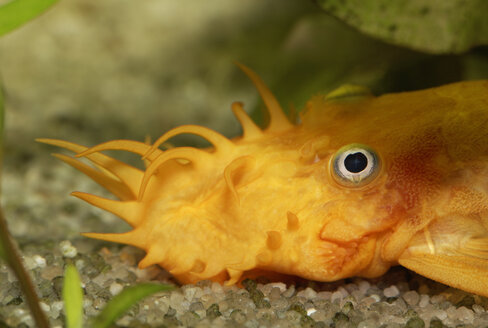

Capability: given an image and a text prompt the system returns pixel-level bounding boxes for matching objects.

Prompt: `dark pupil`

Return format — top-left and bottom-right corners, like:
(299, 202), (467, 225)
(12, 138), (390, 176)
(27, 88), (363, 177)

(344, 152), (368, 173)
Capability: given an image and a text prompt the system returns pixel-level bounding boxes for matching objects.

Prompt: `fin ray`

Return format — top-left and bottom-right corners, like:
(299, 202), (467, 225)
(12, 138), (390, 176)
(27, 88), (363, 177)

(38, 138), (143, 196)
(53, 153), (134, 200)
(72, 191), (142, 227)
(231, 102), (263, 140)
(144, 125), (234, 160)
(82, 230), (145, 248)
(399, 253), (488, 297)
(236, 63), (292, 132)
(76, 140), (161, 161)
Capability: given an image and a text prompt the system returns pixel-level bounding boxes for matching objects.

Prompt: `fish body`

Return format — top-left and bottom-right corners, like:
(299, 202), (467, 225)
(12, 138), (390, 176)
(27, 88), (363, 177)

(39, 66), (488, 296)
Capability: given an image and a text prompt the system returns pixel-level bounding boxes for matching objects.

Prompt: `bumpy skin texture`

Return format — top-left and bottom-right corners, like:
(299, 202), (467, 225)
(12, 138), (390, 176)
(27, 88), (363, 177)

(39, 66), (488, 296)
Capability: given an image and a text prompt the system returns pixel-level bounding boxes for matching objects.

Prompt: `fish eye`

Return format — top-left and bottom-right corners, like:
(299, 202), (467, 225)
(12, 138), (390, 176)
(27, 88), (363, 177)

(330, 143), (381, 187)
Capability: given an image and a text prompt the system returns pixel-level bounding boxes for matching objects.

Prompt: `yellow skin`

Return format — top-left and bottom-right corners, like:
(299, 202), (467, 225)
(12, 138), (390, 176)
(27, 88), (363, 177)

(39, 66), (488, 297)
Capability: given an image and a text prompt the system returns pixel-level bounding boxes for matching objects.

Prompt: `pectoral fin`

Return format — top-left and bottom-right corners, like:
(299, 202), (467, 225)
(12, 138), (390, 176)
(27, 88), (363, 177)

(398, 214), (488, 297)
(399, 252), (488, 296)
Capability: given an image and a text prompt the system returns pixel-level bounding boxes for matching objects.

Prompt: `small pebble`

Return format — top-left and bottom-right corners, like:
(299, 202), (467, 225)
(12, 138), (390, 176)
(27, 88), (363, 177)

(282, 285), (295, 298)
(418, 294), (430, 308)
(211, 282), (223, 294)
(39, 302), (50, 312)
(306, 307), (317, 315)
(59, 240), (78, 258)
(23, 255), (47, 270)
(405, 316), (425, 328)
(206, 304), (221, 319)
(457, 306), (474, 323)
(109, 282), (123, 296)
(230, 309), (247, 324)
(183, 286), (197, 301)
(403, 290), (420, 306)
(331, 290), (344, 303)
(358, 320), (378, 328)
(361, 296), (379, 307)
(429, 318), (444, 328)
(430, 294), (445, 304)
(430, 310), (447, 321)
(370, 294), (381, 302)
(384, 285), (400, 298)
(358, 280), (371, 294)
(472, 304), (485, 314)
(296, 287), (317, 299)
(268, 282), (286, 293)
(269, 287), (282, 300)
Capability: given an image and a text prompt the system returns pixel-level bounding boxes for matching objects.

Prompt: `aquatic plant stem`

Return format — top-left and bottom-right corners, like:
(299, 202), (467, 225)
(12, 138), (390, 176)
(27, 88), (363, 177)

(0, 207), (50, 328)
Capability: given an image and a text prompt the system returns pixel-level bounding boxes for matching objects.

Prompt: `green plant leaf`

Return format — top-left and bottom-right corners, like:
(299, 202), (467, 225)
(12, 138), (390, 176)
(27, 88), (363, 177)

(0, 85), (4, 261)
(0, 83), (3, 141)
(0, 0), (59, 37)
(92, 283), (173, 328)
(314, 0), (488, 54)
(63, 264), (83, 328)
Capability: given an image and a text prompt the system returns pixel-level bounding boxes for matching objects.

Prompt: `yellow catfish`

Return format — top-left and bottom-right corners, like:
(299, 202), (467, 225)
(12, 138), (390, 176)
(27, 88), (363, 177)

(38, 65), (488, 296)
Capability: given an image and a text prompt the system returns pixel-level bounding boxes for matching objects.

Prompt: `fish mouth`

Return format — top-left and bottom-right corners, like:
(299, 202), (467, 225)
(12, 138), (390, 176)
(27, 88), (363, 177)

(310, 237), (377, 281)
(312, 193), (404, 280)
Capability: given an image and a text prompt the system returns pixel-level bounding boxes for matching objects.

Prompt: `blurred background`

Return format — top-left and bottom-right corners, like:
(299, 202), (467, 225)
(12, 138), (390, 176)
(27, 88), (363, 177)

(1, 0), (487, 148)
(0, 0), (487, 239)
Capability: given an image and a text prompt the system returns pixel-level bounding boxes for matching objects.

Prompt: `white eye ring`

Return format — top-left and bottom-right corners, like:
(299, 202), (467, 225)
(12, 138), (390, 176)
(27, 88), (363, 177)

(330, 143), (381, 187)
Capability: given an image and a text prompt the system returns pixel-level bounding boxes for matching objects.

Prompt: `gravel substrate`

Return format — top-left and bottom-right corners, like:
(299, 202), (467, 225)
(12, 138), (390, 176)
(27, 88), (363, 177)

(2, 235), (488, 328)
